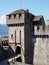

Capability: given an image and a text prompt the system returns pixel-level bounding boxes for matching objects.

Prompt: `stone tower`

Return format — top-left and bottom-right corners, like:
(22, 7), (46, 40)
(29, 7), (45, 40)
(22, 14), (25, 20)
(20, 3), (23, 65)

(6, 9), (35, 64)
(6, 9), (49, 65)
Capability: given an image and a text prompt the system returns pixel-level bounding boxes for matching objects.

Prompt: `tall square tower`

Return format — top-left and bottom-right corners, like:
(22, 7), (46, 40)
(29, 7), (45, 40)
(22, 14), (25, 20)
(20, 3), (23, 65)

(6, 9), (35, 64)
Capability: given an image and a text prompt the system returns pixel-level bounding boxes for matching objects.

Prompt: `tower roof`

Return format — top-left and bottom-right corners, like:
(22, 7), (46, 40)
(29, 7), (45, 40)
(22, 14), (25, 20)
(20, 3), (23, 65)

(33, 15), (43, 21)
(7, 9), (34, 16)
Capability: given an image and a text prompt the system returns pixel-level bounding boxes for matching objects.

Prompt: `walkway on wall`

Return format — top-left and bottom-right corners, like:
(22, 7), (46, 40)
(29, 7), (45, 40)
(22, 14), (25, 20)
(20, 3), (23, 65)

(7, 54), (21, 63)
(0, 54), (21, 65)
(0, 54), (30, 65)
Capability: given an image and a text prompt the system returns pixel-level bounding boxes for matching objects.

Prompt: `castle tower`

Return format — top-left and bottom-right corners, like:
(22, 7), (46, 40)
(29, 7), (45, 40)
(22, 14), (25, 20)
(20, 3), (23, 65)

(6, 9), (35, 64)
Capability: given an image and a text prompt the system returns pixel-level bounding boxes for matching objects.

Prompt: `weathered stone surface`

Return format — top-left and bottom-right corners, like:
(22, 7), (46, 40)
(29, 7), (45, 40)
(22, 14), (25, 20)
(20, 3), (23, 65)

(6, 9), (49, 65)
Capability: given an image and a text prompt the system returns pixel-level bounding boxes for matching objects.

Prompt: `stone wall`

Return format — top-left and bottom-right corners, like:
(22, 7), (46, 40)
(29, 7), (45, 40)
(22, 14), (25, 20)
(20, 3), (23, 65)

(33, 25), (49, 65)
(6, 9), (49, 65)
(8, 26), (25, 62)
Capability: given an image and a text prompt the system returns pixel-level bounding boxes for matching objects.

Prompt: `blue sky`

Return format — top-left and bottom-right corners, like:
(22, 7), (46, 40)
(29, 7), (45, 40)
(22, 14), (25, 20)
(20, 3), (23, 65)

(0, 0), (49, 24)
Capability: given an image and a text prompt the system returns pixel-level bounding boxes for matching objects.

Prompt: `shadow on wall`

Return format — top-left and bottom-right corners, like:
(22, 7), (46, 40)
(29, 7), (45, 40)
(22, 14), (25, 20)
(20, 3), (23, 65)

(24, 25), (36, 64)
(31, 30), (36, 65)
(32, 36), (36, 65)
(0, 44), (10, 61)
(8, 45), (16, 57)
(15, 46), (22, 62)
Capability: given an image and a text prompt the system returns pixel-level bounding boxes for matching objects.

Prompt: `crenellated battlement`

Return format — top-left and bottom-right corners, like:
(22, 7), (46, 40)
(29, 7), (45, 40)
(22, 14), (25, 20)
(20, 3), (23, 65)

(6, 9), (49, 65)
(6, 14), (25, 24)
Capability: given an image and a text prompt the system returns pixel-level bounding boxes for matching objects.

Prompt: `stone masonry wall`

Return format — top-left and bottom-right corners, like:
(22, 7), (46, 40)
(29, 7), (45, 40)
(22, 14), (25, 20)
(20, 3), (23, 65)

(8, 26), (25, 62)
(33, 25), (49, 65)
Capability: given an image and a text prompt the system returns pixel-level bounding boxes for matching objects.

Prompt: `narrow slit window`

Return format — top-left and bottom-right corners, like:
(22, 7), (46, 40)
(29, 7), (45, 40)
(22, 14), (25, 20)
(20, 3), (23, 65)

(9, 15), (11, 19)
(14, 14), (16, 19)
(37, 26), (39, 30)
(19, 14), (21, 18)
(11, 34), (13, 38)
(20, 31), (21, 44)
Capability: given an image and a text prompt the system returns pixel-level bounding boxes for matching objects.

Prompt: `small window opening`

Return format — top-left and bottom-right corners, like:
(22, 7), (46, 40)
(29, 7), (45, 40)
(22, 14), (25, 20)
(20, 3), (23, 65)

(2, 41), (3, 44)
(37, 26), (39, 30)
(19, 14), (21, 18)
(11, 34), (13, 38)
(14, 14), (16, 19)
(32, 26), (34, 31)
(9, 15), (11, 19)
(2, 41), (8, 46)
(20, 31), (21, 44)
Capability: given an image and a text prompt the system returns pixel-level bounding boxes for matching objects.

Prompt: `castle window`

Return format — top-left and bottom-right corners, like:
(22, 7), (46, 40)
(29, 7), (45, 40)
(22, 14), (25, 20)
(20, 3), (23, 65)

(9, 15), (11, 19)
(37, 26), (39, 30)
(20, 31), (21, 44)
(19, 14), (21, 18)
(33, 26), (34, 31)
(14, 14), (16, 19)
(11, 34), (13, 38)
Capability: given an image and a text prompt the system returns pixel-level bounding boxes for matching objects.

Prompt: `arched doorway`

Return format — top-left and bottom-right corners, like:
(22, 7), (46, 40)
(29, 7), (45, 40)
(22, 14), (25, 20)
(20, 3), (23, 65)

(16, 46), (21, 55)
(15, 46), (22, 62)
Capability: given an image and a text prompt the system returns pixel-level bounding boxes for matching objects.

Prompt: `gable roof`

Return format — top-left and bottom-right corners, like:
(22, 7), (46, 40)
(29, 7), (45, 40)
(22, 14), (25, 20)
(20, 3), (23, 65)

(7, 9), (25, 16)
(7, 9), (34, 16)
(33, 15), (43, 21)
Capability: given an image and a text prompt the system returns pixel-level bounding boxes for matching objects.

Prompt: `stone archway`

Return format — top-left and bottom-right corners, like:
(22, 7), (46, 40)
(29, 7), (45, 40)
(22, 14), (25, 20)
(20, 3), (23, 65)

(16, 46), (21, 55)
(15, 45), (22, 62)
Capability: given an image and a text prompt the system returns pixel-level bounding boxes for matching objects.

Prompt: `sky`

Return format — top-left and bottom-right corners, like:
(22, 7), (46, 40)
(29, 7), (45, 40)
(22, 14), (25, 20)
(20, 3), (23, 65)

(0, 0), (49, 24)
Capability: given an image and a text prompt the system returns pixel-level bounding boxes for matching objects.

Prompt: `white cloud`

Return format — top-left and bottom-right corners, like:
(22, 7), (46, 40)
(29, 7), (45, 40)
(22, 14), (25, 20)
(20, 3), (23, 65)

(0, 16), (6, 24)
